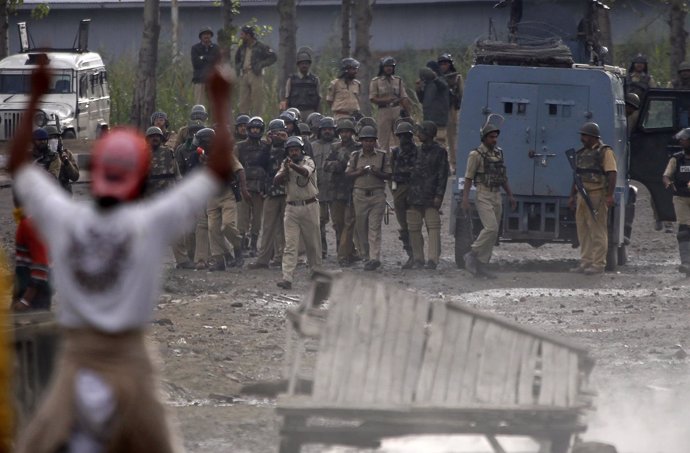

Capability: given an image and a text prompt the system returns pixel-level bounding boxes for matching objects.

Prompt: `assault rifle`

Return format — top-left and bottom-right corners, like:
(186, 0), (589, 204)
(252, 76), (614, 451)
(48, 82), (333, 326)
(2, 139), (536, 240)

(565, 148), (597, 217)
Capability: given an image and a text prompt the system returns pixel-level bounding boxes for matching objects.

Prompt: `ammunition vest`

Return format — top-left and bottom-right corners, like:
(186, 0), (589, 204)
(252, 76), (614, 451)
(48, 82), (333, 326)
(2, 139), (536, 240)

(575, 145), (607, 186)
(287, 73), (320, 111)
(673, 151), (690, 197)
(474, 147), (507, 188)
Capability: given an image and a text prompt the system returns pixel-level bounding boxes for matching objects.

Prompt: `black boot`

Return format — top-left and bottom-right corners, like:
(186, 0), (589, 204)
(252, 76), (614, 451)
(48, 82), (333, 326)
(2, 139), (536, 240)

(241, 234), (250, 253)
(233, 248), (245, 268)
(678, 226), (690, 275)
(249, 234), (259, 257)
(321, 225), (328, 259)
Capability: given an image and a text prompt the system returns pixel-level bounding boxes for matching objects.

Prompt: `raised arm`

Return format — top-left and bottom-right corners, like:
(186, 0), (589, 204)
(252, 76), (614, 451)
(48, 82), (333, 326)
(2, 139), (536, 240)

(205, 65), (236, 182)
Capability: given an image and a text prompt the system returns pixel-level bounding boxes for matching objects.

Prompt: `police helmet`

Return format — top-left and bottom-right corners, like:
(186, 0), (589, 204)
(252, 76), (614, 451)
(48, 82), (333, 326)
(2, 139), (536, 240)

(579, 122), (601, 138)
(247, 116), (265, 138)
(32, 128), (48, 141)
(44, 125), (60, 137)
(285, 135), (305, 150)
(306, 112), (323, 129)
(625, 93), (640, 110)
(381, 56), (396, 67)
(437, 53), (453, 63)
(358, 125), (378, 140)
(296, 47), (313, 64)
(679, 61), (690, 72)
(235, 114), (251, 126)
(280, 110), (297, 125)
(287, 107), (302, 122)
(631, 53), (648, 64)
(417, 121), (438, 138)
(268, 118), (287, 132)
(298, 122), (311, 135)
(150, 111), (167, 125)
(341, 57), (360, 70)
(193, 127), (216, 147)
(355, 116), (378, 135)
(145, 126), (164, 138)
(241, 25), (255, 36)
(337, 118), (355, 132)
(675, 128), (690, 141)
(318, 116), (336, 130)
(199, 26), (214, 39)
(190, 104), (208, 121)
(394, 121), (415, 136)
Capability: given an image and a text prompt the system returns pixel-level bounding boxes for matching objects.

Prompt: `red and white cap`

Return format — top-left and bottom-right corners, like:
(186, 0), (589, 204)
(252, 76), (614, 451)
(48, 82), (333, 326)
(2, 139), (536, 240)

(90, 129), (150, 201)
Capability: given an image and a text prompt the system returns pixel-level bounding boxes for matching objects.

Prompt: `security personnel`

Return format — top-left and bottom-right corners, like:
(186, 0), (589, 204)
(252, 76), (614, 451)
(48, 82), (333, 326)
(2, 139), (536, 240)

(626, 53), (657, 99)
(567, 122), (617, 275)
(369, 56), (412, 151)
(327, 58), (362, 120)
(306, 112), (323, 140)
(150, 111), (173, 145)
(235, 114), (251, 141)
(31, 128), (61, 180)
(437, 53), (464, 173)
(311, 116), (339, 258)
(174, 104), (208, 150)
(274, 136), (322, 289)
(281, 47), (321, 118)
(332, 119), (362, 266)
(625, 93), (640, 137)
(237, 116), (270, 256)
(248, 121), (289, 269)
(462, 119), (517, 278)
(191, 26), (221, 105)
(669, 61), (690, 89)
(45, 125), (79, 194)
(406, 121), (449, 270)
(235, 24), (277, 116)
(346, 126), (392, 270)
(390, 121), (418, 266)
(663, 128), (690, 275)
(416, 66), (449, 146)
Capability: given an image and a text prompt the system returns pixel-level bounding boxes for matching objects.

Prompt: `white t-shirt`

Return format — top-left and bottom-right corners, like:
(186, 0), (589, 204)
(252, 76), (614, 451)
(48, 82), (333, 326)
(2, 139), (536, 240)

(14, 165), (220, 333)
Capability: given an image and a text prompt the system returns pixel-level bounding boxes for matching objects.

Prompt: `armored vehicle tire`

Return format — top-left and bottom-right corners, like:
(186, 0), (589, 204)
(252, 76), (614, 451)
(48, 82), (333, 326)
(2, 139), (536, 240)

(454, 211), (474, 268)
(62, 130), (76, 140)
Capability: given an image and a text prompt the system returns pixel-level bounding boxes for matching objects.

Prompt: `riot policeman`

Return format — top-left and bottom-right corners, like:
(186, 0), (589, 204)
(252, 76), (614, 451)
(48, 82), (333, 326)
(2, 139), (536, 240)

(235, 114), (251, 141)
(311, 116), (339, 258)
(663, 128), (690, 275)
(390, 121), (418, 266)
(626, 53), (657, 99)
(437, 53), (464, 173)
(281, 47), (321, 117)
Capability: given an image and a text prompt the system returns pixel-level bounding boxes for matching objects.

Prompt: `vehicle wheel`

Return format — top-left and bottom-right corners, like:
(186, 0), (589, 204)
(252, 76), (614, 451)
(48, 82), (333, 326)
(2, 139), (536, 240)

(617, 244), (627, 266)
(605, 245), (617, 272)
(62, 130), (76, 140)
(454, 211), (474, 269)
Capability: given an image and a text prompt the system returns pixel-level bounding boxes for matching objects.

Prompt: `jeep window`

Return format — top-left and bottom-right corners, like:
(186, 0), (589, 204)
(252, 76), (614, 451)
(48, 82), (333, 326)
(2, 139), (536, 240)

(0, 71), (72, 94)
(642, 99), (674, 130)
(99, 71), (109, 97)
(79, 74), (88, 99)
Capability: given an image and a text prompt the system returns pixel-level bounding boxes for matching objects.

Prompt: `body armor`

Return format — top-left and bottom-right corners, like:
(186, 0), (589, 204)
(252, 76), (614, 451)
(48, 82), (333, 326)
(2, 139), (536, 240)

(266, 145), (287, 197)
(673, 151), (690, 197)
(147, 146), (177, 194)
(575, 145), (607, 185)
(474, 147), (507, 188)
(287, 73), (320, 112)
(238, 140), (268, 193)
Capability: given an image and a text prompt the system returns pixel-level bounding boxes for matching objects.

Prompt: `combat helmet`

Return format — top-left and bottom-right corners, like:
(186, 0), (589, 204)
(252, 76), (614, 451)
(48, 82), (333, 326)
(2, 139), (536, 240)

(480, 113), (504, 139)
(198, 26), (214, 39)
(190, 104), (208, 121)
(337, 118), (355, 132)
(287, 107), (302, 122)
(394, 121), (415, 136)
(145, 126), (164, 138)
(358, 125), (378, 140)
(318, 116), (336, 130)
(306, 112), (323, 129)
(579, 122), (601, 138)
(625, 93), (640, 110)
(378, 56), (396, 76)
(235, 114), (251, 126)
(296, 47), (313, 64)
(247, 116), (265, 139)
(285, 135), (305, 150)
(355, 116), (377, 136)
(268, 118), (287, 132)
(341, 57), (360, 71)
(679, 61), (690, 73)
(417, 121), (438, 138)
(298, 122), (311, 135)
(193, 128), (215, 148)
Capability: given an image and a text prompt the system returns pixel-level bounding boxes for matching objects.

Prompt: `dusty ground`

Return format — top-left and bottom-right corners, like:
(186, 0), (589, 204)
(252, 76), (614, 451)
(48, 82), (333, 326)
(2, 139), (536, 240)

(1, 170), (689, 452)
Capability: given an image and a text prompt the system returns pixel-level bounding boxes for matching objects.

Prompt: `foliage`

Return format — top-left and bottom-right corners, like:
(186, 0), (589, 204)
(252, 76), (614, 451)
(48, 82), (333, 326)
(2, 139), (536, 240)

(614, 32), (672, 85)
(30, 3), (49, 19)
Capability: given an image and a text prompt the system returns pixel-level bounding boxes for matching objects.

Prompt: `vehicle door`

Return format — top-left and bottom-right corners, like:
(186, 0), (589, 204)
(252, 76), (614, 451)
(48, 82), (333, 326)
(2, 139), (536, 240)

(486, 82), (539, 196)
(533, 85), (590, 196)
(97, 70), (110, 130)
(77, 71), (90, 138)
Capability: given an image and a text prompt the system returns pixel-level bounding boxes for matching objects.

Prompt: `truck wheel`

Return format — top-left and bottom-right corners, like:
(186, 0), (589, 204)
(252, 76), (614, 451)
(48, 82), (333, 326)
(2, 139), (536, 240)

(617, 244), (627, 266)
(62, 130), (76, 140)
(605, 246), (617, 272)
(454, 211), (474, 269)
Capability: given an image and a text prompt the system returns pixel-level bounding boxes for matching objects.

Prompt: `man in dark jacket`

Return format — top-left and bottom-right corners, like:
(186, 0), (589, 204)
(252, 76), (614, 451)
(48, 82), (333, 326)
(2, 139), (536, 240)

(405, 121), (449, 270)
(191, 27), (221, 104)
(280, 47), (320, 118)
(416, 65), (450, 147)
(234, 25), (277, 116)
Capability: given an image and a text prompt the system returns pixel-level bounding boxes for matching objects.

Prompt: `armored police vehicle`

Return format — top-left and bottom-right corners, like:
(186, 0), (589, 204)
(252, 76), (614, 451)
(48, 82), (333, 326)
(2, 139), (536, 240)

(0, 19), (109, 140)
(452, 2), (637, 271)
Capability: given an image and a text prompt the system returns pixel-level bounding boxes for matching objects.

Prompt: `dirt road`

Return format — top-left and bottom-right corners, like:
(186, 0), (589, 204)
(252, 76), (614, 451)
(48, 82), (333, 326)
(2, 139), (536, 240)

(2, 180), (689, 453)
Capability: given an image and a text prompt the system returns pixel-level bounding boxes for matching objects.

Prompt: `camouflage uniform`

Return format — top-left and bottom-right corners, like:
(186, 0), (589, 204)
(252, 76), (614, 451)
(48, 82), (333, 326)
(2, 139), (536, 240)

(406, 142), (449, 266)
(34, 152), (61, 180)
(144, 144), (180, 196)
(311, 137), (339, 257)
(331, 138), (362, 264)
(237, 139), (270, 253)
(390, 139), (418, 259)
(253, 143), (288, 266)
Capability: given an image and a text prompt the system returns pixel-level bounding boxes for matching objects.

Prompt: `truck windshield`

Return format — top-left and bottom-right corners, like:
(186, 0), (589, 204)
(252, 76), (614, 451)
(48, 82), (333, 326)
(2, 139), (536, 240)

(0, 72), (72, 94)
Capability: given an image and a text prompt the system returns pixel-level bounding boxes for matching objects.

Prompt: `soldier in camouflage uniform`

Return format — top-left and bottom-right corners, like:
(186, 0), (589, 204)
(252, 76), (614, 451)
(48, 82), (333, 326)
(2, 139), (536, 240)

(311, 116), (339, 258)
(31, 128), (61, 180)
(369, 56), (412, 151)
(404, 121), (449, 270)
(237, 116), (270, 256)
(669, 61), (690, 89)
(306, 112), (323, 141)
(626, 54), (656, 100)
(150, 111), (174, 145)
(248, 121), (289, 269)
(174, 104), (208, 150)
(45, 125), (79, 194)
(390, 121), (418, 266)
(437, 53), (463, 174)
(235, 114), (250, 141)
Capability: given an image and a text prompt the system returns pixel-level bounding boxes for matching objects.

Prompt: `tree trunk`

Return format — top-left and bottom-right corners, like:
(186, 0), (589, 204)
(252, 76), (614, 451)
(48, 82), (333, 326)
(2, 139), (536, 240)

(130, 0), (160, 128)
(0, 1), (9, 59)
(669, 0), (687, 76)
(353, 0), (372, 116)
(219, 0), (235, 63)
(341, 0), (351, 59)
(171, 0), (179, 63)
(277, 0), (297, 102)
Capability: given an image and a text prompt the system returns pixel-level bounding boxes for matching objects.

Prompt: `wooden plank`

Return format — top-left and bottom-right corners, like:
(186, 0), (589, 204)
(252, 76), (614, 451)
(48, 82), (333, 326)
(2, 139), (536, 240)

(488, 328), (519, 404)
(328, 279), (361, 402)
(552, 346), (571, 407)
(474, 323), (511, 404)
(500, 332), (526, 405)
(538, 342), (556, 406)
(517, 337), (539, 405)
(402, 294), (431, 404)
(388, 286), (417, 404)
(311, 279), (347, 400)
(429, 306), (467, 404)
(443, 310), (476, 404)
(361, 281), (390, 404)
(342, 281), (378, 404)
(375, 282), (402, 404)
(414, 302), (448, 402)
(458, 318), (490, 404)
(567, 351), (579, 406)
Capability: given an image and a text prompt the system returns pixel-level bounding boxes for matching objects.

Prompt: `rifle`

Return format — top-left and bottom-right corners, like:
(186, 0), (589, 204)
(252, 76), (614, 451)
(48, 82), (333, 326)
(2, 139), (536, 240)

(565, 148), (597, 217)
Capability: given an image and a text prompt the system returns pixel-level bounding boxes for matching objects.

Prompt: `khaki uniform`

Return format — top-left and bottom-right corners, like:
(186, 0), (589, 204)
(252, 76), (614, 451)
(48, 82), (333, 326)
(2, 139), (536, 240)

(348, 149), (392, 261)
(207, 188), (242, 257)
(464, 144), (506, 264)
(574, 142), (617, 271)
(277, 156), (322, 282)
(255, 195), (286, 265)
(369, 75), (409, 150)
(327, 78), (361, 120)
(238, 192), (264, 237)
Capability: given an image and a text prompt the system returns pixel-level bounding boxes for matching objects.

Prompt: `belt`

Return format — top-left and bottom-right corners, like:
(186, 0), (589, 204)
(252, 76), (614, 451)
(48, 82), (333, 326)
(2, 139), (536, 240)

(355, 187), (384, 197)
(334, 109), (355, 115)
(287, 197), (317, 206)
(377, 101), (400, 108)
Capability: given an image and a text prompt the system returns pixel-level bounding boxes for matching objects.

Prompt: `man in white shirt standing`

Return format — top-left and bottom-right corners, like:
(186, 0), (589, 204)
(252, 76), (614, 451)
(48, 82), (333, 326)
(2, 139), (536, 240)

(11, 59), (235, 453)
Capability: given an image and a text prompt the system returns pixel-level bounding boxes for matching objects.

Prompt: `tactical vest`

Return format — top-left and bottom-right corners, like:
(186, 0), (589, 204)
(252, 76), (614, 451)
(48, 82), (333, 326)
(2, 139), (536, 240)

(238, 140), (267, 193)
(266, 145), (287, 197)
(673, 151), (690, 197)
(287, 74), (319, 111)
(149, 146), (177, 180)
(391, 143), (417, 183)
(474, 147), (507, 188)
(575, 146), (606, 185)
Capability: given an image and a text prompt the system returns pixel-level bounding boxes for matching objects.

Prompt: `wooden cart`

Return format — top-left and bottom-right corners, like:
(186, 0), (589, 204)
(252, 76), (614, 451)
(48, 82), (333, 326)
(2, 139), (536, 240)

(277, 273), (595, 453)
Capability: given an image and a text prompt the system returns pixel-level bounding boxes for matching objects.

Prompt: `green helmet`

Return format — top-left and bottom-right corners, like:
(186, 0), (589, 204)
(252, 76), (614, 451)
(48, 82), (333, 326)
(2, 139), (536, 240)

(318, 116), (336, 130)
(356, 116), (377, 135)
(417, 121), (438, 138)
(287, 107), (302, 122)
(579, 122), (601, 138)
(337, 118), (355, 132)
(44, 125), (60, 137)
(480, 123), (500, 138)
(268, 118), (287, 132)
(298, 122), (311, 135)
(394, 121), (415, 136)
(193, 127), (215, 147)
(625, 93), (640, 109)
(285, 135), (304, 150)
(358, 125), (378, 140)
(190, 104), (208, 121)
(146, 126), (164, 138)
